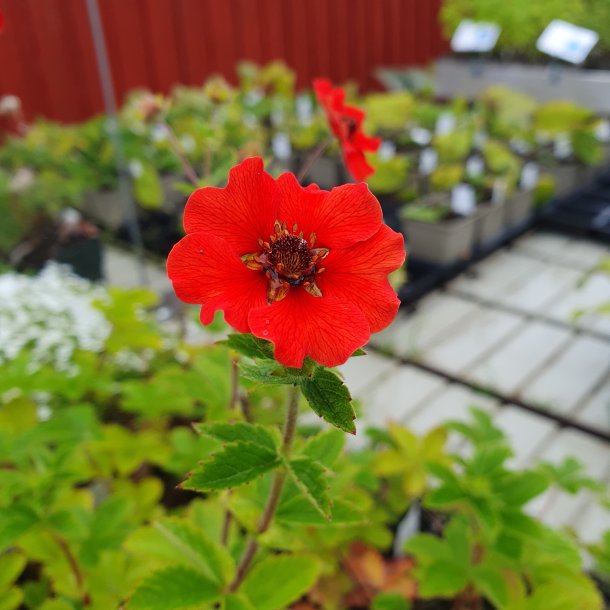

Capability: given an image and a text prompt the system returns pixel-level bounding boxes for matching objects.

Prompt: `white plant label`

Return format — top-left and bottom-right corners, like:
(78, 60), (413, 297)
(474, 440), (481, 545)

(554, 133), (573, 160)
(244, 88), (264, 107)
(451, 183), (477, 217)
(296, 94), (313, 125)
(595, 119), (610, 143)
(451, 20), (500, 53)
(270, 107), (285, 127)
(536, 20), (599, 65)
(378, 141), (397, 161)
(271, 133), (292, 161)
(435, 112), (456, 136)
(410, 126), (432, 146)
(520, 162), (540, 191)
(419, 148), (438, 176)
(466, 155), (485, 178)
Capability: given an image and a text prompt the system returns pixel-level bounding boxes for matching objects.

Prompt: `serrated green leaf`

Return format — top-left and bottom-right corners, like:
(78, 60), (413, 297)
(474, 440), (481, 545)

(239, 555), (321, 610)
(224, 594), (256, 610)
(472, 565), (509, 608)
(154, 519), (235, 585)
(183, 442), (279, 491)
(494, 470), (550, 506)
(285, 457), (331, 519)
(224, 334), (274, 359)
(301, 428), (345, 467)
(372, 592), (412, 610)
(276, 497), (365, 526)
(301, 368), (356, 434)
(128, 565), (220, 609)
(239, 359), (304, 385)
(418, 559), (469, 598)
(194, 422), (278, 452)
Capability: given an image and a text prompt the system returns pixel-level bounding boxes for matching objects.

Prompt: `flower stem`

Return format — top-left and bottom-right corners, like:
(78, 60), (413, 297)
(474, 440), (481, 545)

(296, 135), (333, 184)
(161, 120), (199, 187)
(52, 533), (90, 605)
(228, 385), (300, 592)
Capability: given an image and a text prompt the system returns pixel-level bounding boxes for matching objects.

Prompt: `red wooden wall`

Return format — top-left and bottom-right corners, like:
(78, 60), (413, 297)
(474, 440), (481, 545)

(0, 0), (448, 123)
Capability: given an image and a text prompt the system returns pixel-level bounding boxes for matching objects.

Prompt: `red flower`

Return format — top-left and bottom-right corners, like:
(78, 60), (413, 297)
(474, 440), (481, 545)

(167, 157), (405, 368)
(314, 78), (381, 182)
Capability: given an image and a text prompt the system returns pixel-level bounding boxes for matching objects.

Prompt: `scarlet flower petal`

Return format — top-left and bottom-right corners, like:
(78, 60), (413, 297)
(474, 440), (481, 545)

(317, 224), (405, 332)
(248, 290), (371, 368)
(343, 148), (377, 183)
(276, 172), (382, 249)
(167, 231), (267, 333)
(183, 157), (280, 254)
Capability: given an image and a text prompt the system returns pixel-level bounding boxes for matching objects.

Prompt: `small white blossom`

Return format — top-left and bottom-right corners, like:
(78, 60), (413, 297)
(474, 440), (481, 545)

(0, 264), (112, 372)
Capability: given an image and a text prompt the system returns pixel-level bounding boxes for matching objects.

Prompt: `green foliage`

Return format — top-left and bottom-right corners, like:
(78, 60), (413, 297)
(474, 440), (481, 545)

(239, 554), (321, 610)
(183, 441), (280, 491)
(534, 101), (594, 136)
(433, 130), (473, 163)
(440, 0), (593, 57)
(403, 408), (604, 610)
(128, 565), (221, 609)
(364, 92), (416, 133)
(301, 367), (356, 434)
(366, 153), (411, 194)
(430, 164), (464, 192)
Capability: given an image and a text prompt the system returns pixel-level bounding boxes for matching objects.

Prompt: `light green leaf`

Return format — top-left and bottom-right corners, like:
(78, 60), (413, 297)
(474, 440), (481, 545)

(224, 334), (274, 360)
(154, 519), (235, 585)
(182, 442), (279, 491)
(0, 588), (22, 610)
(276, 497), (365, 527)
(301, 368), (356, 434)
(0, 504), (39, 548)
(300, 428), (345, 467)
(418, 559), (469, 598)
(0, 552), (26, 591)
(404, 534), (450, 563)
(128, 565), (220, 609)
(494, 470), (550, 506)
(240, 555), (321, 610)
(194, 422), (278, 452)
(133, 161), (163, 209)
(80, 496), (132, 566)
(224, 594), (256, 610)
(285, 457), (331, 519)
(371, 592), (412, 610)
(472, 565), (509, 608)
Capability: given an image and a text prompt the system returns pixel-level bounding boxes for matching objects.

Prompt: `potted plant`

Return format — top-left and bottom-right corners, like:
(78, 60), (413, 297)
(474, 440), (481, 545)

(400, 163), (477, 265)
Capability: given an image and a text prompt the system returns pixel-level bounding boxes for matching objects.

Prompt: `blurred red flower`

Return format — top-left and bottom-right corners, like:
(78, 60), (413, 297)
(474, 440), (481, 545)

(314, 78), (381, 182)
(0, 10), (4, 33)
(167, 157), (405, 368)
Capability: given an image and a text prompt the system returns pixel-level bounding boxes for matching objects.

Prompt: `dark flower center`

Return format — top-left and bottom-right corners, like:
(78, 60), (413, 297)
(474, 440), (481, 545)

(241, 221), (329, 303)
(268, 234), (312, 279)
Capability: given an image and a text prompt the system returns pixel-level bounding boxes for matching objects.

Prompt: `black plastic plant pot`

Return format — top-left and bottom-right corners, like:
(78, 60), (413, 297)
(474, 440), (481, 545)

(56, 237), (104, 282)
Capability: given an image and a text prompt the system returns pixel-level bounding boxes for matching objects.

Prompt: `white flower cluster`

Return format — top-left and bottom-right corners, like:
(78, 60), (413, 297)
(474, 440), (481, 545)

(0, 264), (112, 373)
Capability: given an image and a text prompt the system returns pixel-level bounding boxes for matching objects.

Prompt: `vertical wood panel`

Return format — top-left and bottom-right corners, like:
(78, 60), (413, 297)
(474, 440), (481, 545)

(0, 0), (449, 122)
